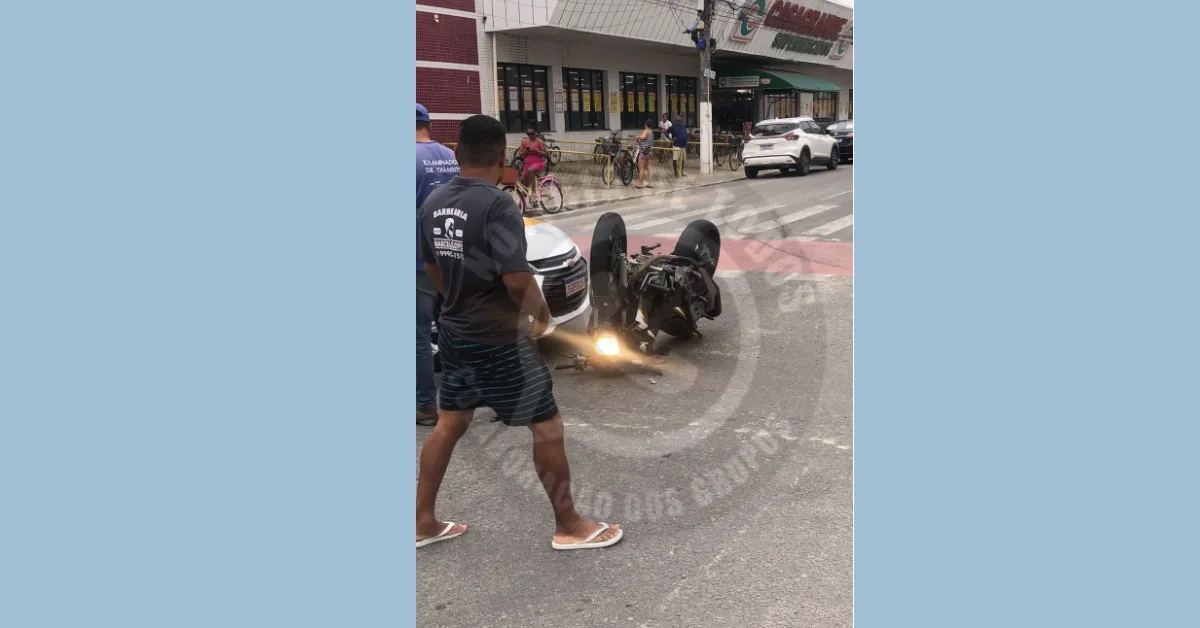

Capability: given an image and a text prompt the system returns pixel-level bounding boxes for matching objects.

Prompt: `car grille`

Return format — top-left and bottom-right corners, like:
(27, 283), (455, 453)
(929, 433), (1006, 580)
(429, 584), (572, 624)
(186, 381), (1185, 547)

(539, 256), (588, 317)
(530, 251), (576, 271)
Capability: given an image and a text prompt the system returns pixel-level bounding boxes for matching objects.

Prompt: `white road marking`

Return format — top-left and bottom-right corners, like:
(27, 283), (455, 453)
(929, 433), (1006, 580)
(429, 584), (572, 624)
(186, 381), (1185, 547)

(624, 203), (760, 230)
(801, 214), (853, 238)
(821, 190), (852, 200)
(736, 204), (838, 234)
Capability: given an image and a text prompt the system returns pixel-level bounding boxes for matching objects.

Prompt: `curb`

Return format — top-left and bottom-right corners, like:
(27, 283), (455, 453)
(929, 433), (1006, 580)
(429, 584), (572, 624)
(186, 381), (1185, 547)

(566, 175), (745, 210)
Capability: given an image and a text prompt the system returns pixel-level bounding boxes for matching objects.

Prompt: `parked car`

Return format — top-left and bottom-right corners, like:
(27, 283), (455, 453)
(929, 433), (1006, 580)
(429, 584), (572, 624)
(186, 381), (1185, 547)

(742, 116), (840, 178)
(813, 116), (837, 130)
(826, 119), (853, 163)
(432, 216), (589, 371)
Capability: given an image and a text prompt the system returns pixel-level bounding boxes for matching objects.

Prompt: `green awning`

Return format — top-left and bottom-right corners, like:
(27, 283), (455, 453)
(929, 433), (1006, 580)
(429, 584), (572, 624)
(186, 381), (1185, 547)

(715, 67), (842, 92)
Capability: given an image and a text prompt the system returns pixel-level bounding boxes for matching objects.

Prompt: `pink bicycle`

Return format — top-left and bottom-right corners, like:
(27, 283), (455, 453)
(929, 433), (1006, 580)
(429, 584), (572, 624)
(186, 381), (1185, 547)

(501, 166), (566, 215)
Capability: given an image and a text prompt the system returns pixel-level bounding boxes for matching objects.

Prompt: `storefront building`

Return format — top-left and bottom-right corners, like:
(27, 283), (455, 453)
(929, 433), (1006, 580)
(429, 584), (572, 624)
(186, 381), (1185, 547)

(416, 0), (852, 144)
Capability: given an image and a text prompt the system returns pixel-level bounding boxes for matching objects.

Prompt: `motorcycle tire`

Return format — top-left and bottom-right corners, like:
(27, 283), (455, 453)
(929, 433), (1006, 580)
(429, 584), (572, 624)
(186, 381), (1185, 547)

(673, 219), (722, 277)
(589, 212), (628, 327)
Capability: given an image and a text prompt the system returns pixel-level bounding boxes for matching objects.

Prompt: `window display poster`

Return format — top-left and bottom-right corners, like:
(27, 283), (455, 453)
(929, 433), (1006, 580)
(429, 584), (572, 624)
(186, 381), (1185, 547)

(508, 86), (519, 111)
(582, 89), (591, 112)
(536, 88), (546, 112)
(593, 91), (602, 113)
(648, 94), (656, 113)
(688, 94), (695, 113)
(570, 89), (579, 111)
(637, 92), (644, 112)
(523, 88), (533, 111)
(626, 92), (634, 112)
(611, 92), (620, 112)
(670, 94), (678, 114)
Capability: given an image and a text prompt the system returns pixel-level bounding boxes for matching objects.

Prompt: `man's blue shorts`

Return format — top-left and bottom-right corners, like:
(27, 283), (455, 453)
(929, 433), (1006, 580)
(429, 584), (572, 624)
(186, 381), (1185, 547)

(437, 327), (559, 426)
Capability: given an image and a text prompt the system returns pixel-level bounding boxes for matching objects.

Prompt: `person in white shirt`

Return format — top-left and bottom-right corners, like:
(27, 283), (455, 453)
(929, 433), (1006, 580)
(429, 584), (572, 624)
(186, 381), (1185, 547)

(659, 113), (672, 135)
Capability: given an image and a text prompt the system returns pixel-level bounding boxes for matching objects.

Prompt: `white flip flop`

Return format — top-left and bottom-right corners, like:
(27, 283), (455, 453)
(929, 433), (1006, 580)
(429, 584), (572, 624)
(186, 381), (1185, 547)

(416, 522), (466, 548)
(551, 523), (624, 551)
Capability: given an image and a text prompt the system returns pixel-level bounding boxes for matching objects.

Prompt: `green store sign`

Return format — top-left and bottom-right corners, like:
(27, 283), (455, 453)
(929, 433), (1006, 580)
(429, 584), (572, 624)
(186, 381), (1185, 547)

(770, 31), (834, 56)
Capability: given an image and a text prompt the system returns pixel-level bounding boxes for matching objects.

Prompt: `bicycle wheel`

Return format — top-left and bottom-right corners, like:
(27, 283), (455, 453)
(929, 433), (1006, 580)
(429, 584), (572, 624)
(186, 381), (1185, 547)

(539, 178), (565, 214)
(593, 144), (605, 165)
(621, 153), (636, 186)
(714, 147), (725, 167)
(600, 158), (615, 186)
(501, 184), (526, 213)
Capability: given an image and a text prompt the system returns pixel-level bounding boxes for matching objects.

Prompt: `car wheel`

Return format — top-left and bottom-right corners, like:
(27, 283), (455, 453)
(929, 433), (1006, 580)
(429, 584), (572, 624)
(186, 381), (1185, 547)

(745, 167), (759, 179)
(828, 147), (839, 170)
(797, 150), (811, 176)
(589, 212), (627, 326)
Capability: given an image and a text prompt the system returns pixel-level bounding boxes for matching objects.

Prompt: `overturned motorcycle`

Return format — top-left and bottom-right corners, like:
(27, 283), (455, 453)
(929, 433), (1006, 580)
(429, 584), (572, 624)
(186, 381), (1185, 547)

(557, 212), (723, 375)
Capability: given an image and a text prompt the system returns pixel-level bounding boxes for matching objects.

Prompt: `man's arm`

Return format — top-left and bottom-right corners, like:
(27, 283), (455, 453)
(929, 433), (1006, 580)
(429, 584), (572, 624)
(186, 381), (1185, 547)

(502, 271), (550, 338)
(487, 196), (549, 336)
(424, 262), (445, 297)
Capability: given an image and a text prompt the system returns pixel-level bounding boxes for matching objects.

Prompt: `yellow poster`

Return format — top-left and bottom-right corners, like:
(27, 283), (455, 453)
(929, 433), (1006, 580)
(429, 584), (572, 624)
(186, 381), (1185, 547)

(688, 94), (695, 113)
(593, 91), (602, 112)
(670, 94), (678, 114)
(569, 89), (579, 111)
(497, 87), (505, 112)
(637, 93), (645, 112)
(536, 88), (546, 111)
(626, 92), (634, 111)
(523, 89), (533, 111)
(648, 94), (656, 113)
(582, 90), (591, 112)
(611, 92), (620, 112)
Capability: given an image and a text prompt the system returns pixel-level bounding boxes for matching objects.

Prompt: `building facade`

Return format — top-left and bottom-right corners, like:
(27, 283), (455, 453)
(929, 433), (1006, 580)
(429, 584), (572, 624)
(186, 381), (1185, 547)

(416, 0), (853, 144)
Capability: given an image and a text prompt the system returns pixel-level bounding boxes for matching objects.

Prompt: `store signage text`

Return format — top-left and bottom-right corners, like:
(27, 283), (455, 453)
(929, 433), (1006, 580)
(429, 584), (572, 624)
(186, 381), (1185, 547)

(770, 31), (833, 56)
(718, 76), (761, 89)
(764, 2), (848, 42)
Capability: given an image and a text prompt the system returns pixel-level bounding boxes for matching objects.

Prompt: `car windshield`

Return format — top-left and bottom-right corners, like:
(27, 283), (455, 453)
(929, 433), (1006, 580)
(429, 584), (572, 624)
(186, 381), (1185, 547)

(751, 122), (799, 137)
(827, 121), (853, 132)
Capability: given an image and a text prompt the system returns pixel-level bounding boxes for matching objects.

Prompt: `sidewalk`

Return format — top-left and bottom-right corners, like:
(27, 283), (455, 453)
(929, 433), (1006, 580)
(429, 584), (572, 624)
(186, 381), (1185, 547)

(560, 168), (746, 210)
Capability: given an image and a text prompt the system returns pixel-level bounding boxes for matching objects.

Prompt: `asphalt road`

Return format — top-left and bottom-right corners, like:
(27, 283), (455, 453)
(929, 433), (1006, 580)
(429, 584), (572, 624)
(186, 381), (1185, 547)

(417, 165), (853, 628)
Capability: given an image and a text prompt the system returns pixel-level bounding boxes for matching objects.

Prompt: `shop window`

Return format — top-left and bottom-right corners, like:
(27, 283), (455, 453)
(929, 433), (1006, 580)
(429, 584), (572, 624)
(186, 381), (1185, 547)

(619, 72), (659, 130)
(563, 68), (605, 131)
(813, 91), (839, 121)
(665, 75), (698, 127)
(497, 63), (550, 133)
(763, 91), (798, 120)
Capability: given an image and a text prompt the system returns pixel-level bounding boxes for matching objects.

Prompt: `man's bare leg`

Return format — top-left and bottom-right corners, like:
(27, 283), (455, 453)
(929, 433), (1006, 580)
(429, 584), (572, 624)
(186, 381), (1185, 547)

(416, 408), (473, 541)
(529, 415), (622, 544)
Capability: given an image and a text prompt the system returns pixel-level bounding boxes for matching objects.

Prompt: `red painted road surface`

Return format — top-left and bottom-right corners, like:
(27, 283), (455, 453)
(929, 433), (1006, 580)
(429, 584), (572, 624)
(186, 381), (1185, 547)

(570, 234), (853, 276)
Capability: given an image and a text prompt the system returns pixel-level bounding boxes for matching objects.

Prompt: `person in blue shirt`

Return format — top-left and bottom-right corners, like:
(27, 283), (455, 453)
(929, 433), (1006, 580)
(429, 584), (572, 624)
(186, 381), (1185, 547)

(415, 104), (459, 426)
(668, 116), (690, 174)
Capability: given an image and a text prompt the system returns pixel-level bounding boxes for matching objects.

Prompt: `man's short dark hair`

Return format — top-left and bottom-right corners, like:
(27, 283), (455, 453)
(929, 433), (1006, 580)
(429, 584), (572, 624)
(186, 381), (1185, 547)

(416, 120), (430, 132)
(457, 115), (507, 168)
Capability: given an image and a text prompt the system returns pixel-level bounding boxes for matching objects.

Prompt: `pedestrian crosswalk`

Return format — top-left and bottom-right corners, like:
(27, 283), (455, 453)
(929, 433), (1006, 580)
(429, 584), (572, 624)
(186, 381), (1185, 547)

(536, 189), (854, 243)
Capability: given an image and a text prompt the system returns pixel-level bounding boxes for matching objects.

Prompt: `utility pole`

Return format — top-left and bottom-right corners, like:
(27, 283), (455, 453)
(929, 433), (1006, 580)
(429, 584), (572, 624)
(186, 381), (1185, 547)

(698, 0), (714, 174)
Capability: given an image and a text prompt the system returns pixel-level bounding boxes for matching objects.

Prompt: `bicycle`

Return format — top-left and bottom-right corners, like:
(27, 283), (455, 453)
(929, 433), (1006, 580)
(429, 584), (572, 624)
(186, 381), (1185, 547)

(501, 167), (565, 215)
(595, 130), (635, 187)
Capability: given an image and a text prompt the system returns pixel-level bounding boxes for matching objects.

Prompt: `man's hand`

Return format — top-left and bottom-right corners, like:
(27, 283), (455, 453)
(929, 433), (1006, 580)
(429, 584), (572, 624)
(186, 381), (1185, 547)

(502, 271), (550, 337)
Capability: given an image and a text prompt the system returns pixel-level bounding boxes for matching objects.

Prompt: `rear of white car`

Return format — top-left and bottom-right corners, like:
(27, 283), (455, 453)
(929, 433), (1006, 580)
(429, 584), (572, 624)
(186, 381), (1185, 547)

(742, 117), (839, 179)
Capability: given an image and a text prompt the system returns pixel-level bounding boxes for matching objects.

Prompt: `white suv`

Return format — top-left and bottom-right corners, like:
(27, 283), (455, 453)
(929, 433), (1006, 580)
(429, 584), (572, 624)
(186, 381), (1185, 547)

(742, 117), (841, 179)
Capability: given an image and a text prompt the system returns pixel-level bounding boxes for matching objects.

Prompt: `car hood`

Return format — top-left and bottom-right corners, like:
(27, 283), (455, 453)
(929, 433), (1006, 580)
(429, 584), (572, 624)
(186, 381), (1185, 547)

(523, 218), (578, 261)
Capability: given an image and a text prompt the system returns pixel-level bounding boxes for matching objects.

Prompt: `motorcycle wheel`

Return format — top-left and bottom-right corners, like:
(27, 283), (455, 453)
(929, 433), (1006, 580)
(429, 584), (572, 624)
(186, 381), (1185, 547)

(589, 212), (628, 327)
(673, 219), (722, 277)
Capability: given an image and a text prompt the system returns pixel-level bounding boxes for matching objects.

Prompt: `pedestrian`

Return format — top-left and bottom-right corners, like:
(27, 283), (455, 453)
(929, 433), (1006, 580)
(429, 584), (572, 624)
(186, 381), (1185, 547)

(658, 112), (672, 140)
(415, 104), (460, 426)
(668, 115), (690, 174)
(415, 114), (624, 551)
(634, 118), (655, 189)
(517, 124), (547, 204)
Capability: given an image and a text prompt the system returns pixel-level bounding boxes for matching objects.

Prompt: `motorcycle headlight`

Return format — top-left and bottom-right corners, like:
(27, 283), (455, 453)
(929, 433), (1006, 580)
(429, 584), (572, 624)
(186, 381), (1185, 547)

(595, 334), (620, 356)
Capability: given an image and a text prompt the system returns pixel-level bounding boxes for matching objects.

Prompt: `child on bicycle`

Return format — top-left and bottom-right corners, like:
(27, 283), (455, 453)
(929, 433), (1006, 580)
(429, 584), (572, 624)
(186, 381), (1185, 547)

(519, 125), (548, 194)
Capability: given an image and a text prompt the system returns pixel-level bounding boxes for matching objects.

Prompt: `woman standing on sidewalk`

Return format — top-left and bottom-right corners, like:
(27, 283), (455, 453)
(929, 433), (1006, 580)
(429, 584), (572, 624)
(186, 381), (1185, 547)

(635, 119), (654, 189)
